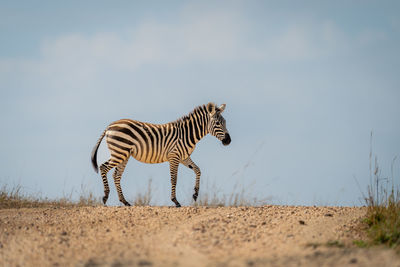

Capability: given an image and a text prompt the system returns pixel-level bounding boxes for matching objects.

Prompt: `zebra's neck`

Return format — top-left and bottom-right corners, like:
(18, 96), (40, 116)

(172, 105), (210, 144)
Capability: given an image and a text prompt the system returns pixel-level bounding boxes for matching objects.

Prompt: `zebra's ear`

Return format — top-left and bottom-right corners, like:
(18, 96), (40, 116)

(218, 104), (226, 113)
(207, 102), (216, 116)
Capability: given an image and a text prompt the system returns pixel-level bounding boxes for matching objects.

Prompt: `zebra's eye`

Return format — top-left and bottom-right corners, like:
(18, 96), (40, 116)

(215, 122), (221, 126)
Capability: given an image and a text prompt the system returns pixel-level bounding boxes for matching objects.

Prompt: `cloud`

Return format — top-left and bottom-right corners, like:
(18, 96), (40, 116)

(29, 5), (247, 76)
(0, 3), (383, 120)
(0, 5), (366, 128)
(0, 5), (353, 82)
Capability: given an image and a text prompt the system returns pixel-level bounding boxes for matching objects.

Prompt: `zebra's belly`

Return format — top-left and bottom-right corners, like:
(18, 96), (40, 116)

(131, 151), (168, 164)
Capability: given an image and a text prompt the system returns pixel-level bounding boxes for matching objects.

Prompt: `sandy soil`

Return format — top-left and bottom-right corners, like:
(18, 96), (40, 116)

(0, 206), (399, 267)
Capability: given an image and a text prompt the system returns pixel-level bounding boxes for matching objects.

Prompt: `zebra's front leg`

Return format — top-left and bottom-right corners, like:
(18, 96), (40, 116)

(169, 158), (181, 207)
(181, 157), (201, 202)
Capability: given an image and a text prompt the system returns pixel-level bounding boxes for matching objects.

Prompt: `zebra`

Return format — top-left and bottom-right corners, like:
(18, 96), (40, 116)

(91, 102), (231, 207)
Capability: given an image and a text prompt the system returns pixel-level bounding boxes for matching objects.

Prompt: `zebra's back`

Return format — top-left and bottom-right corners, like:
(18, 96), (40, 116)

(106, 119), (176, 164)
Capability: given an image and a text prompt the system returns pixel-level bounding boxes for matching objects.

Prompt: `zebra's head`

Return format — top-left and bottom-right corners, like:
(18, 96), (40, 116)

(207, 103), (231, 146)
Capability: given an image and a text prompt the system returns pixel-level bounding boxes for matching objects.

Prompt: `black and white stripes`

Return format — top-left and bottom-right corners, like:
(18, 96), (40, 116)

(91, 102), (231, 207)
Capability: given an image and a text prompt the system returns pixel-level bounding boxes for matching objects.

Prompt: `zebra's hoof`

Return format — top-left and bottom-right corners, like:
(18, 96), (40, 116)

(171, 197), (181, 207)
(193, 193), (198, 201)
(123, 201), (131, 206)
(102, 196), (108, 205)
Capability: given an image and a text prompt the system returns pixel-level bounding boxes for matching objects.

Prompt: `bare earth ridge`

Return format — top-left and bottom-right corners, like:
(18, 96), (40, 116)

(1, 206), (399, 267)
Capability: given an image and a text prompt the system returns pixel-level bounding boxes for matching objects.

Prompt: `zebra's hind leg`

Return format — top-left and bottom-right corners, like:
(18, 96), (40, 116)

(99, 160), (119, 205)
(181, 157), (201, 202)
(113, 159), (131, 206)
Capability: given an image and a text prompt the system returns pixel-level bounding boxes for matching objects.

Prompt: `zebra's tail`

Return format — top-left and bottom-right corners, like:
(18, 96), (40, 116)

(91, 129), (106, 173)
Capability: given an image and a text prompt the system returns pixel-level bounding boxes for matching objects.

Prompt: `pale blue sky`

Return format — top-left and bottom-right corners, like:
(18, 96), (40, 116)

(1, 1), (399, 206)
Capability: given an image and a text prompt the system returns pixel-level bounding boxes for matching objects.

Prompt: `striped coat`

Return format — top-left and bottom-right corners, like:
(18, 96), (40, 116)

(91, 102), (231, 207)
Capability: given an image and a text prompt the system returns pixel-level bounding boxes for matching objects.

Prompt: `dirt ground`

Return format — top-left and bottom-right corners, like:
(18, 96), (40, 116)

(0, 206), (399, 267)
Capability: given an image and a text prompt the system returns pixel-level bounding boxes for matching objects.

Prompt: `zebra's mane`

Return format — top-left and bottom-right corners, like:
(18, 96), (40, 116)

(172, 104), (209, 124)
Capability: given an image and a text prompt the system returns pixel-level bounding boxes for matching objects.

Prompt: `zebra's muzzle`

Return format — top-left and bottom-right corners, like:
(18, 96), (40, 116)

(222, 133), (231, 146)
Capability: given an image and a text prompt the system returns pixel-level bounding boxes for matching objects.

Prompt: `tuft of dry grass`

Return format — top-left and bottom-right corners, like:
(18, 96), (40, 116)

(133, 179), (153, 206)
(359, 132), (400, 250)
(365, 193), (400, 248)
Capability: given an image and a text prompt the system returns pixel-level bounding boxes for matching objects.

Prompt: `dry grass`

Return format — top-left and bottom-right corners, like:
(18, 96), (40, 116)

(193, 182), (269, 207)
(363, 168), (400, 250)
(365, 193), (400, 249)
(357, 132), (400, 250)
(133, 179), (153, 206)
(1, 177), (266, 209)
(0, 184), (101, 209)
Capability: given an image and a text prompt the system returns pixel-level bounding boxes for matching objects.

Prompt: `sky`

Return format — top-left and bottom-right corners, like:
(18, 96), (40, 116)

(1, 1), (399, 206)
